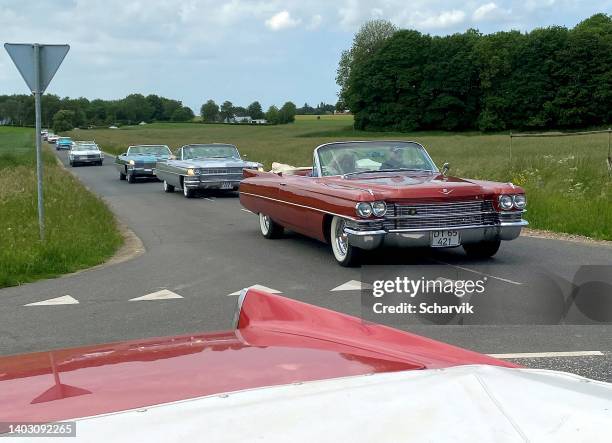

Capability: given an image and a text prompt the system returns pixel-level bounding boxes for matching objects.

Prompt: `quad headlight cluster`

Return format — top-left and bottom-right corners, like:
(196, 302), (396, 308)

(498, 194), (526, 210)
(356, 201), (387, 218)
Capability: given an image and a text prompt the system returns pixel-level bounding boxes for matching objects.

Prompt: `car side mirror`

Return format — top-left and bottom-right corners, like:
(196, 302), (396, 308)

(122, 152), (127, 156)
(242, 154), (248, 159)
(442, 162), (450, 176)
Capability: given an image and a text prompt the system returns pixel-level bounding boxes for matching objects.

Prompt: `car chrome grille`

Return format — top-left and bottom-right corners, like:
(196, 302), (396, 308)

(199, 167), (244, 174)
(383, 200), (500, 230)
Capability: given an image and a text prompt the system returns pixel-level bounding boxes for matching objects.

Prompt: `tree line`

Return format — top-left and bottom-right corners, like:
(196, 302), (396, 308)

(339, 14), (612, 132)
(0, 93), (195, 132)
(200, 99), (298, 124)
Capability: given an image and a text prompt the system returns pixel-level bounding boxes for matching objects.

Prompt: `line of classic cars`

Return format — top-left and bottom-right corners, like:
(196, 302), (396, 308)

(50, 136), (527, 266)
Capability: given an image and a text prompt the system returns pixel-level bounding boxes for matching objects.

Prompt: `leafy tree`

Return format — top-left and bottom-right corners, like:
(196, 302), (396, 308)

(52, 110), (76, 132)
(265, 105), (280, 124)
(247, 101), (264, 119)
(233, 106), (248, 117)
(146, 94), (165, 121)
(279, 101), (297, 123)
(171, 106), (195, 122)
(336, 19), (398, 107)
(200, 99), (219, 122)
(220, 101), (234, 122)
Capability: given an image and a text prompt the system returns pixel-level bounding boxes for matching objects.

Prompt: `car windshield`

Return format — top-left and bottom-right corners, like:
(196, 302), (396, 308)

(58, 138), (72, 143)
(182, 144), (239, 160)
(316, 141), (437, 177)
(73, 144), (99, 151)
(128, 145), (170, 155)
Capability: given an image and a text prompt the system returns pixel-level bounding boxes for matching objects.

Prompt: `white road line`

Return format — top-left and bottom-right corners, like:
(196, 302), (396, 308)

(25, 295), (79, 306)
(240, 208), (253, 214)
(331, 280), (373, 291)
(433, 260), (523, 285)
(489, 351), (604, 359)
(204, 197), (215, 201)
(130, 290), (183, 301)
(228, 285), (282, 296)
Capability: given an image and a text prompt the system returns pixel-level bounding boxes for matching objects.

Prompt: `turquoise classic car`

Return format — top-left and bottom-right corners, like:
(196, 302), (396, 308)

(114, 145), (173, 183)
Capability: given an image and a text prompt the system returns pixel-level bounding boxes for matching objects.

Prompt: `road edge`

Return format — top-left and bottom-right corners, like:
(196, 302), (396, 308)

(53, 151), (146, 277)
(521, 227), (612, 248)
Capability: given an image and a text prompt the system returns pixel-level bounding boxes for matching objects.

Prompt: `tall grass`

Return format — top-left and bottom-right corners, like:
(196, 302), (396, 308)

(0, 127), (123, 287)
(67, 117), (612, 240)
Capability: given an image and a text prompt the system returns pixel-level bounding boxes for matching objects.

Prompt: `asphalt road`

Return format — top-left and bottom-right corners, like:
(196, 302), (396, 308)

(1, 147), (611, 381)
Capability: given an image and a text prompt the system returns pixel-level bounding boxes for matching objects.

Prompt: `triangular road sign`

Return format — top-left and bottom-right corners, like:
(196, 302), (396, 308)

(4, 43), (70, 93)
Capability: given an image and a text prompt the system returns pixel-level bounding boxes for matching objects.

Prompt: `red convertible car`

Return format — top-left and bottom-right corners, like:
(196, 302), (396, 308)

(1, 289), (610, 441)
(240, 141), (528, 266)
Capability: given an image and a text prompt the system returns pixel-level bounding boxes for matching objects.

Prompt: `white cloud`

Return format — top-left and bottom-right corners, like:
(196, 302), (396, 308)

(473, 2), (509, 22)
(421, 10), (466, 29)
(265, 10), (301, 31)
(307, 14), (323, 30)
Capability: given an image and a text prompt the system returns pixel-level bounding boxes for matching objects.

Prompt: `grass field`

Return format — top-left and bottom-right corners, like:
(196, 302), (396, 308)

(67, 116), (612, 241)
(0, 126), (123, 287)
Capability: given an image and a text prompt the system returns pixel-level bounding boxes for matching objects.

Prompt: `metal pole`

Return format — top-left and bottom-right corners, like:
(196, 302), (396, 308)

(33, 43), (45, 241)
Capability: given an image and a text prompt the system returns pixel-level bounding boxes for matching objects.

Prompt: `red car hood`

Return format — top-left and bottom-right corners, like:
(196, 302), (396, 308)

(322, 172), (514, 201)
(0, 289), (514, 424)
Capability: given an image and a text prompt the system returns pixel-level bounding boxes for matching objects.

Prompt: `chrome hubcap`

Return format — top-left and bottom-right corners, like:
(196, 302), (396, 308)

(334, 219), (348, 257)
(260, 214), (270, 233)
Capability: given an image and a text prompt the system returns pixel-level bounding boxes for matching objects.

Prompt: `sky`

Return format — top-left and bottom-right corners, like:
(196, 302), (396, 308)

(1, 0), (610, 112)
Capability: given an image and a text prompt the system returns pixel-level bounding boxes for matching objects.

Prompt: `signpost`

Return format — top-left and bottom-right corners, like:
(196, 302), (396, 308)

(4, 43), (70, 241)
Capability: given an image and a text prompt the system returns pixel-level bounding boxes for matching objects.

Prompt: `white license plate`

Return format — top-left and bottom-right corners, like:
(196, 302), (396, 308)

(430, 230), (460, 247)
(220, 182), (233, 189)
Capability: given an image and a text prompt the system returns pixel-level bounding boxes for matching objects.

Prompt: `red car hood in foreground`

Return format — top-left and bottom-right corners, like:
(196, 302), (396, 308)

(0, 289), (513, 425)
(2, 290), (611, 441)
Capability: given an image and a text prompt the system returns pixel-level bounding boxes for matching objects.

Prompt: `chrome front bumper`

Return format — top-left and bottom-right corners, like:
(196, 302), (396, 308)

(127, 165), (156, 176)
(344, 220), (528, 250)
(184, 177), (240, 190)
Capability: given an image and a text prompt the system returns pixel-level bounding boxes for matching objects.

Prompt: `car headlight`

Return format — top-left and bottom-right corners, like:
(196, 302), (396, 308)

(513, 194), (526, 209)
(187, 168), (195, 176)
(371, 201), (387, 217)
(129, 160), (135, 166)
(356, 202), (373, 218)
(498, 194), (514, 210)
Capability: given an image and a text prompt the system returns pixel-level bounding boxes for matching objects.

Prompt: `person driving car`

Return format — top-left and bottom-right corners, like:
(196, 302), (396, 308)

(381, 147), (404, 170)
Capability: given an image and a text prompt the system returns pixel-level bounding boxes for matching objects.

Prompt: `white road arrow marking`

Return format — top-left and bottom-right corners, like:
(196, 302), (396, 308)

(25, 295), (79, 306)
(228, 285), (282, 296)
(130, 289), (183, 301)
(331, 280), (373, 291)
(489, 351), (604, 359)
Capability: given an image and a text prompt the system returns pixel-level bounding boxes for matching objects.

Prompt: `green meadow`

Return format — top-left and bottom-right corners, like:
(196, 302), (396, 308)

(0, 126), (122, 287)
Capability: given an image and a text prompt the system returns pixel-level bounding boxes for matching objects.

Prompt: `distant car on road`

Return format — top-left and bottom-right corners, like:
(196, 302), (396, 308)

(55, 136), (73, 150)
(69, 141), (104, 166)
(47, 133), (59, 143)
(155, 143), (262, 198)
(114, 144), (172, 183)
(41, 129), (48, 141)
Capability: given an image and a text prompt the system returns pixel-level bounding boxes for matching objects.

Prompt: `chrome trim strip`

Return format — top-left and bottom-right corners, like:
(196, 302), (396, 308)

(239, 191), (359, 221)
(232, 288), (249, 330)
(345, 220), (528, 235)
(385, 210), (498, 219)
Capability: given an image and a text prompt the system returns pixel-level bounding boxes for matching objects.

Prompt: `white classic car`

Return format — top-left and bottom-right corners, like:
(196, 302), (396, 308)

(69, 141), (104, 166)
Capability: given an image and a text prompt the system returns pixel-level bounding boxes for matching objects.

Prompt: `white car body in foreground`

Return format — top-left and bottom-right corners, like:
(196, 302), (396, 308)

(15, 365), (611, 442)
